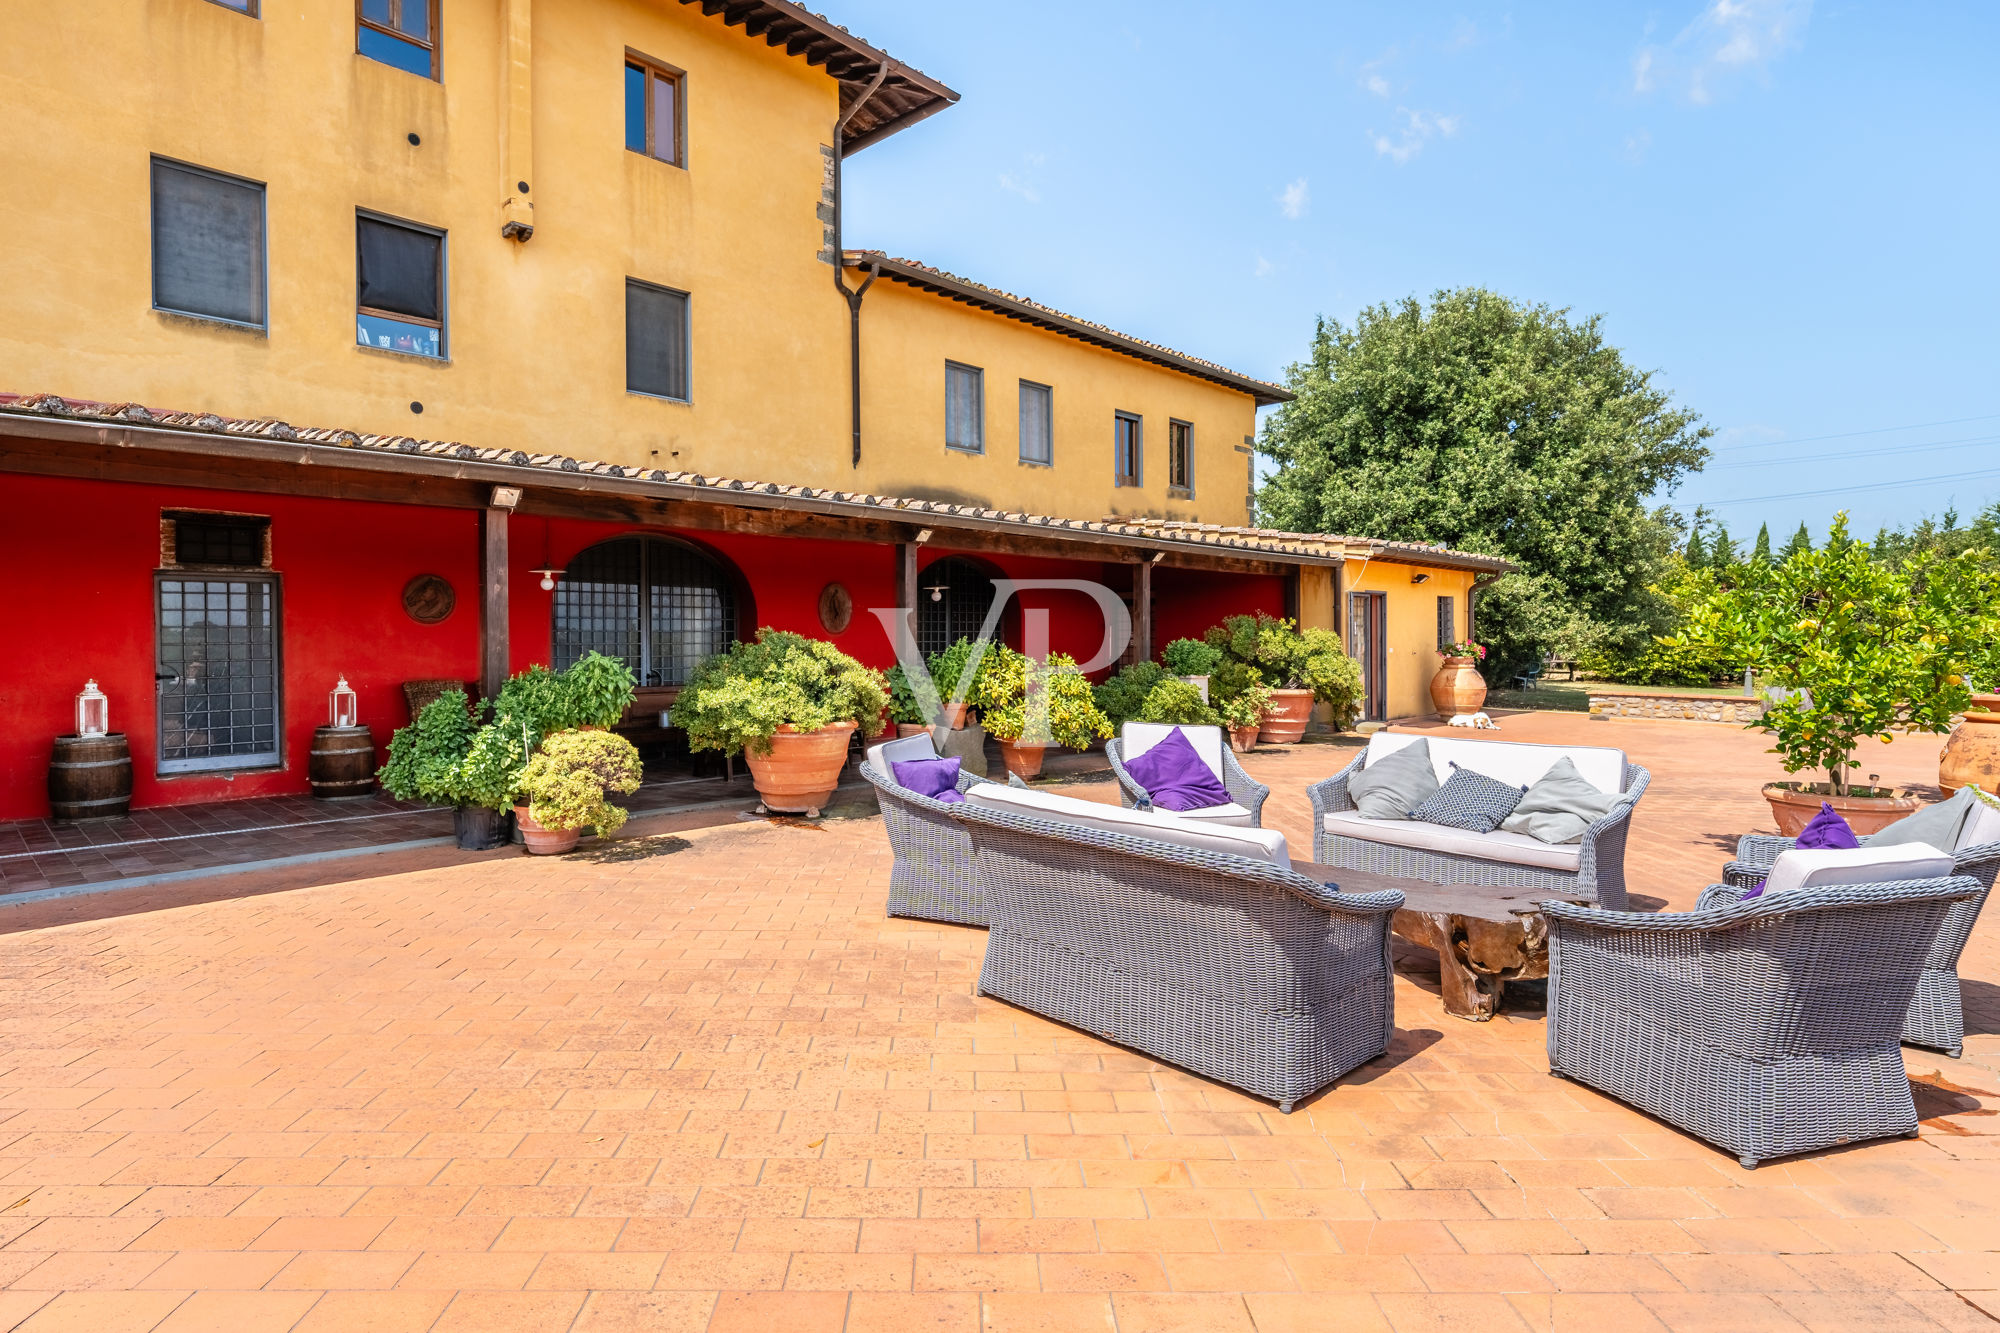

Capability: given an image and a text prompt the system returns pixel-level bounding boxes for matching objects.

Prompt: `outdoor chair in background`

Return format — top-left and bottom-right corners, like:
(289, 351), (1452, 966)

(859, 732), (985, 927)
(1105, 723), (1270, 826)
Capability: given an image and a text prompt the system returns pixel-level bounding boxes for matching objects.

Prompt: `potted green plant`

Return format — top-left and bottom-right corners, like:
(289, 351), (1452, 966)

(885, 664), (930, 738)
(1135, 677), (1220, 727)
(1689, 513), (1990, 833)
(377, 689), (507, 849)
(1092, 661), (1169, 732)
(675, 629), (889, 817)
(1161, 637), (1223, 703)
(557, 650), (640, 729)
(926, 637), (990, 729)
(1215, 679), (1275, 754)
(1431, 639), (1490, 718)
(1206, 614), (1362, 744)
(514, 729), (644, 854)
(974, 647), (1112, 778)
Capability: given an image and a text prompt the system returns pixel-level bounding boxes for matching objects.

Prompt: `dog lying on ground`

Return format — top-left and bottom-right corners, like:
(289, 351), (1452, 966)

(1447, 712), (1498, 729)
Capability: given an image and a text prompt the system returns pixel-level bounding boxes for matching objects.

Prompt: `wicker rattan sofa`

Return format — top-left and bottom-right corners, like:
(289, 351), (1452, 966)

(1309, 734), (1649, 909)
(1546, 874), (1982, 1168)
(951, 783), (1402, 1112)
(1105, 723), (1270, 826)
(859, 732), (986, 927)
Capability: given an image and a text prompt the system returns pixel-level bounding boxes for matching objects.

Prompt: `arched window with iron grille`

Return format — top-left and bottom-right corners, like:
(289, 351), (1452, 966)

(917, 555), (1012, 657)
(552, 536), (738, 686)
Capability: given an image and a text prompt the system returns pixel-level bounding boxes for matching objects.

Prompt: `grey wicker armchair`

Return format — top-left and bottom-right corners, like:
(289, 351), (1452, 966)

(1105, 724), (1270, 826)
(1546, 876), (1984, 1168)
(860, 757), (988, 928)
(951, 799), (1403, 1112)
(1309, 747), (1649, 909)
(1716, 838), (1997, 1058)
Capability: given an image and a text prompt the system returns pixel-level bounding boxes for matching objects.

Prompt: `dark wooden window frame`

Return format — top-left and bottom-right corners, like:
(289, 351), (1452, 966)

(624, 50), (687, 167)
(356, 0), (440, 80)
(1167, 418), (1194, 496)
(945, 361), (985, 454)
(355, 210), (447, 358)
(1017, 379), (1053, 467)
(149, 156), (269, 333)
(206, 0), (260, 16)
(1113, 410), (1143, 488)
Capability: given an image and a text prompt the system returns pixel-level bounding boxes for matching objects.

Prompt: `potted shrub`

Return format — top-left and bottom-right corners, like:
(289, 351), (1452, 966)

(515, 729), (643, 854)
(557, 650), (640, 729)
(1135, 677), (1220, 727)
(675, 630), (889, 817)
(378, 689), (511, 849)
(1092, 661), (1169, 732)
(1216, 680), (1275, 754)
(1430, 639), (1490, 718)
(975, 645), (1113, 779)
(1161, 637), (1223, 703)
(926, 637), (990, 729)
(885, 665), (931, 738)
(1207, 614), (1363, 744)
(1690, 513), (1990, 833)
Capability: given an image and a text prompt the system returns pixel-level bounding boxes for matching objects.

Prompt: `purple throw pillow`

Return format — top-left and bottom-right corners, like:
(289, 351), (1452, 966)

(1123, 728), (1232, 812)
(1795, 802), (1860, 850)
(892, 756), (964, 804)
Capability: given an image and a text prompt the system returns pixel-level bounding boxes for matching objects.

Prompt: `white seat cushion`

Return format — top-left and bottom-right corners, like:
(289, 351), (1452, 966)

(1761, 842), (1955, 898)
(1321, 810), (1582, 872)
(965, 783), (1289, 865)
(1363, 732), (1627, 797)
(1170, 802), (1254, 827)
(1121, 723), (1227, 783)
(866, 731), (939, 781)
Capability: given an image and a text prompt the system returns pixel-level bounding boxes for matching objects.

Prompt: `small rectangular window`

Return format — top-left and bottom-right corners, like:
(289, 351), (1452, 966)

(1114, 411), (1143, 487)
(1436, 595), (1457, 650)
(624, 55), (684, 166)
(627, 278), (691, 401)
(1168, 419), (1193, 494)
(945, 362), (984, 452)
(151, 159), (266, 330)
(206, 0), (258, 14)
(358, 0), (438, 78)
(168, 512), (270, 568)
(1018, 380), (1053, 465)
(356, 213), (445, 359)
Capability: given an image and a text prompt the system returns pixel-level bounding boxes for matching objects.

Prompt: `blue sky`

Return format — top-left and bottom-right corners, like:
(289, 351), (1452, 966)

(838, 1), (2000, 543)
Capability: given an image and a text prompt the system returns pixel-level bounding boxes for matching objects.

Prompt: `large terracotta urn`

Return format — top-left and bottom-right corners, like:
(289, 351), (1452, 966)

(1430, 656), (1489, 718)
(1762, 782), (1920, 837)
(1940, 694), (2000, 797)
(1258, 689), (1315, 745)
(996, 740), (1047, 780)
(745, 721), (856, 817)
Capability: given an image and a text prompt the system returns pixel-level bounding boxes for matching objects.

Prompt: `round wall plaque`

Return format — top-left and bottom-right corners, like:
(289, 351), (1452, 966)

(817, 581), (854, 634)
(403, 573), (457, 625)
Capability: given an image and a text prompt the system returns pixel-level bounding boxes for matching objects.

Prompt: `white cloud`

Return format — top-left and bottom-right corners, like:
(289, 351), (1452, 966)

(1253, 255), (1275, 279)
(997, 151), (1046, 204)
(1634, 0), (1812, 104)
(1278, 177), (1309, 220)
(1369, 108), (1460, 164)
(1361, 72), (1390, 97)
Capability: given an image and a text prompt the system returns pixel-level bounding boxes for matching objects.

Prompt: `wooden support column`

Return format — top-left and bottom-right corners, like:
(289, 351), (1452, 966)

(1131, 558), (1153, 664)
(482, 506), (510, 699)
(1331, 559), (1344, 635)
(1282, 566), (1301, 624)
(896, 541), (920, 647)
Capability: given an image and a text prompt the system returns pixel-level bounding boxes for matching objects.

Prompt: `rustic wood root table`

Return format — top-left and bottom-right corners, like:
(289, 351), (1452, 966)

(1292, 861), (1567, 1022)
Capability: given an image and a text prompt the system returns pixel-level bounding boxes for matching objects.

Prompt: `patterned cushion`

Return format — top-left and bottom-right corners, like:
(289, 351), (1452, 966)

(1408, 762), (1527, 834)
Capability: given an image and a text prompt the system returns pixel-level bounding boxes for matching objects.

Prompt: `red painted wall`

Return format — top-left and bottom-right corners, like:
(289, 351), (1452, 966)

(1152, 568), (1287, 653)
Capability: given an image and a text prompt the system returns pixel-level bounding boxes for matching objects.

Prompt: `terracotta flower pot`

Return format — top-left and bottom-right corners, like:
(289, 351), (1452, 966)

(1228, 725), (1260, 755)
(1761, 782), (1920, 837)
(1257, 689), (1315, 745)
(1940, 693), (2000, 797)
(1430, 657), (1489, 718)
(744, 721), (856, 817)
(996, 740), (1046, 779)
(895, 723), (931, 739)
(939, 702), (973, 730)
(513, 803), (580, 856)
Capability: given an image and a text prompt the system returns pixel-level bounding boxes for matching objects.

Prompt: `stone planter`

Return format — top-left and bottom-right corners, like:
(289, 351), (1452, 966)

(1762, 782), (1920, 837)
(1941, 694), (2000, 797)
(1430, 656), (1488, 718)
(1258, 689), (1315, 745)
(1179, 675), (1211, 704)
(744, 721), (856, 817)
(1228, 725), (1260, 755)
(452, 804), (510, 851)
(996, 740), (1047, 780)
(513, 803), (580, 856)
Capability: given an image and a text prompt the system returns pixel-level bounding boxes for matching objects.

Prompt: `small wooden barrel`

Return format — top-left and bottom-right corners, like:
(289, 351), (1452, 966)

(48, 733), (133, 822)
(309, 725), (377, 799)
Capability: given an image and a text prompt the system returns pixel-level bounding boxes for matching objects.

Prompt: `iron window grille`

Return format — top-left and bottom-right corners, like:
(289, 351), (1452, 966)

(150, 158), (267, 331)
(1436, 595), (1457, 651)
(624, 53), (685, 166)
(1114, 411), (1143, 487)
(156, 574), (282, 774)
(916, 557), (1008, 659)
(167, 512), (269, 568)
(1168, 419), (1193, 494)
(552, 537), (736, 687)
(945, 362), (984, 453)
(357, 0), (438, 78)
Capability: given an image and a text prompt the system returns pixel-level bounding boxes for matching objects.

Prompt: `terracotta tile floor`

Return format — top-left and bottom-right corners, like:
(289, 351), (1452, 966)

(0, 712), (1992, 1332)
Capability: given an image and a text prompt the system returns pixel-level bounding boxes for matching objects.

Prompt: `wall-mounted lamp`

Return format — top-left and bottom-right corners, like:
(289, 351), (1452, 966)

(914, 527), (934, 545)
(489, 485), (522, 509)
(1409, 571), (1431, 585)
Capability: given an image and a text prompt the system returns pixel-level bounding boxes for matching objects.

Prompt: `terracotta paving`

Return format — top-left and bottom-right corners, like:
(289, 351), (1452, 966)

(0, 712), (1991, 1332)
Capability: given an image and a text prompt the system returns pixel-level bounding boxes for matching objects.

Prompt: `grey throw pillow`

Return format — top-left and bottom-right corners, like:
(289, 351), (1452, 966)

(1348, 739), (1440, 820)
(1408, 762), (1527, 834)
(1500, 756), (1620, 844)
(1867, 786), (1974, 850)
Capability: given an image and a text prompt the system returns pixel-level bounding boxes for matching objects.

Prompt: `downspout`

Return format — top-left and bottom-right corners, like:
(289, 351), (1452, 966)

(1467, 570), (1501, 644)
(833, 61), (892, 469)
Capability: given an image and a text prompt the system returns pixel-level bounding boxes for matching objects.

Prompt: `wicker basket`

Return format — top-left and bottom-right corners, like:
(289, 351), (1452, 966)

(402, 678), (472, 721)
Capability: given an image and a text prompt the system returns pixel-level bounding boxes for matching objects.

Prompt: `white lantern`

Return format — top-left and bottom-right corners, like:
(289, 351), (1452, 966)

(75, 680), (109, 737)
(329, 676), (359, 729)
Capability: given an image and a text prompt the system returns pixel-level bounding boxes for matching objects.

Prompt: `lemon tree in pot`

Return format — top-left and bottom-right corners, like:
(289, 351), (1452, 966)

(674, 630), (888, 817)
(1688, 513), (1992, 834)
(974, 645), (1113, 779)
(515, 729), (643, 854)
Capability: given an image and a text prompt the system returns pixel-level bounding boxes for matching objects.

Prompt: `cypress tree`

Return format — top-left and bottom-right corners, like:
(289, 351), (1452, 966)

(1751, 523), (1772, 564)
(1684, 524), (1708, 567)
(1780, 522), (1813, 561)
(1708, 522), (1736, 571)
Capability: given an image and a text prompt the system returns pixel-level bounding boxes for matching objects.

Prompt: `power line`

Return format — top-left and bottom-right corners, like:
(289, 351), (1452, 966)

(1707, 432), (2000, 470)
(1714, 411), (2000, 454)
(1697, 466), (2000, 507)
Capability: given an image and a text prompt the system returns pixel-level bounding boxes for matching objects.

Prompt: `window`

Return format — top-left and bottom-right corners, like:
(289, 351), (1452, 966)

(151, 159), (266, 330)
(357, 0), (437, 78)
(553, 537), (737, 687)
(356, 213), (445, 359)
(624, 55), (683, 166)
(1168, 419), (1193, 494)
(945, 362), (984, 452)
(206, 0), (258, 14)
(1018, 380), (1052, 465)
(169, 512), (269, 568)
(916, 556), (1013, 658)
(1436, 595), (1457, 650)
(626, 279), (691, 401)
(156, 574), (281, 774)
(1113, 411), (1143, 487)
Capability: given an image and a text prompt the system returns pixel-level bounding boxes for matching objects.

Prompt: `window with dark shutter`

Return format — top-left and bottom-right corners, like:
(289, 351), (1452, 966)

(1018, 381), (1052, 465)
(1436, 595), (1456, 650)
(151, 159), (266, 329)
(356, 213), (444, 358)
(1168, 419), (1193, 493)
(626, 279), (690, 401)
(945, 363), (984, 452)
(1114, 412), (1143, 487)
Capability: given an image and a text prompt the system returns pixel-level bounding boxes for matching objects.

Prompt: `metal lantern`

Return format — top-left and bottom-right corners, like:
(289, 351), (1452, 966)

(329, 676), (359, 729)
(75, 679), (109, 737)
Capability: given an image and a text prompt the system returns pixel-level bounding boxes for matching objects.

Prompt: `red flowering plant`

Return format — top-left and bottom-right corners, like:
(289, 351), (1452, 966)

(1440, 640), (1488, 661)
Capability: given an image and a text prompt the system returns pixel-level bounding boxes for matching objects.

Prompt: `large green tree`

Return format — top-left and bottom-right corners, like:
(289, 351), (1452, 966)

(1257, 289), (1711, 667)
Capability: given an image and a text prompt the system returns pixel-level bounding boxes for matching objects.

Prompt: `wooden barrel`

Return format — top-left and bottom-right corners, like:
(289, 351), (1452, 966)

(48, 733), (133, 821)
(309, 725), (377, 799)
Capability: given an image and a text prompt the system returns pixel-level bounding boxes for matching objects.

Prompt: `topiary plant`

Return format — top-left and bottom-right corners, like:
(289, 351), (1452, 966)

(1092, 661), (1169, 731)
(378, 689), (482, 805)
(978, 649), (1113, 750)
(674, 629), (889, 757)
(516, 728), (643, 835)
(1161, 637), (1223, 678)
(1135, 677), (1220, 727)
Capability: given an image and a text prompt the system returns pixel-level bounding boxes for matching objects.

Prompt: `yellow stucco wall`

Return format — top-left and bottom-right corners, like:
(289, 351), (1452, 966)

(1342, 559), (1481, 721)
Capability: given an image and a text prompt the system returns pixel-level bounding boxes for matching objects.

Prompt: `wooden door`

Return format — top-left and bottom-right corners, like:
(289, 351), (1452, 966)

(1347, 591), (1388, 723)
